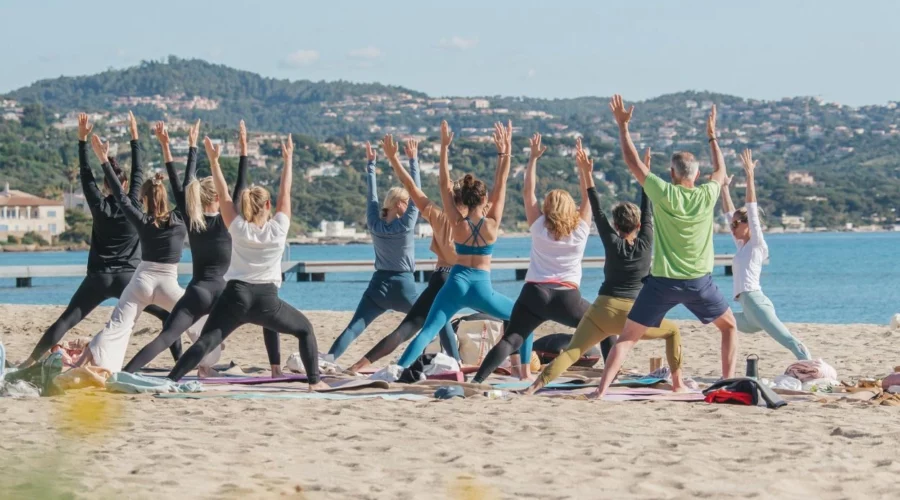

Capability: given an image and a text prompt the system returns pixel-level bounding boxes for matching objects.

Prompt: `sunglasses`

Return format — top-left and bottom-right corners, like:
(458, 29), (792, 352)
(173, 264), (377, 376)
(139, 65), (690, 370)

(731, 219), (747, 229)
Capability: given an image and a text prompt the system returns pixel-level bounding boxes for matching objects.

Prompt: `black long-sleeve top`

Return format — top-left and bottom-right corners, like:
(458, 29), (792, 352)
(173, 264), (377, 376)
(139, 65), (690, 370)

(164, 150), (248, 280)
(590, 187), (653, 299)
(80, 140), (144, 273)
(101, 140), (186, 264)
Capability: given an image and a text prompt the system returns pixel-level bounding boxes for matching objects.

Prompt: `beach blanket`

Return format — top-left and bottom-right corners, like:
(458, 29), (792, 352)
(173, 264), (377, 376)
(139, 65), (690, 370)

(155, 392), (429, 401)
(106, 372), (203, 394)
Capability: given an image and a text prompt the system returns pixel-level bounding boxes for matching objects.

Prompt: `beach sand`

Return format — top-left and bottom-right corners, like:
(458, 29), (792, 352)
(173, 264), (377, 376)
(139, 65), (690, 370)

(1, 303), (899, 499)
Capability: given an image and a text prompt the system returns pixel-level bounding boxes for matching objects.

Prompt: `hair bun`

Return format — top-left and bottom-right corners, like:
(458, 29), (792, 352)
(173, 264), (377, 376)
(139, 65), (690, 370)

(152, 172), (164, 186)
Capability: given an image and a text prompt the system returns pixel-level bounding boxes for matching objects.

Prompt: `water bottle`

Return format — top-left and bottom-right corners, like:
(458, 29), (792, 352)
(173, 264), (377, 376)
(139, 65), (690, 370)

(746, 354), (759, 379)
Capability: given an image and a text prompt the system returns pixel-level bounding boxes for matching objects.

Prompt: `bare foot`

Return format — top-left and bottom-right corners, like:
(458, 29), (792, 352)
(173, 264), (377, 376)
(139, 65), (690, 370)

(347, 359), (369, 375)
(197, 366), (220, 379)
(309, 381), (330, 392)
(586, 389), (604, 400)
(270, 365), (283, 378)
(522, 383), (543, 396)
(671, 378), (688, 393)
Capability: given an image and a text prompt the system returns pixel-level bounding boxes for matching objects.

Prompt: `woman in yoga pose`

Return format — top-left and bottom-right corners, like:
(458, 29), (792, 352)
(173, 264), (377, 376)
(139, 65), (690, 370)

(346, 123), (462, 373)
(123, 120), (281, 376)
(721, 149), (811, 360)
(78, 113), (189, 372)
(394, 121), (517, 369)
(472, 135), (595, 383)
(167, 135), (326, 391)
(19, 113), (175, 368)
(326, 138), (423, 361)
(524, 145), (684, 395)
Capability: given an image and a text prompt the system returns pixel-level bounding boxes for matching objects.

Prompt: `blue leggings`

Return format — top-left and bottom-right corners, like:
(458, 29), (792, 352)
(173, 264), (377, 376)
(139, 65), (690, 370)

(398, 265), (516, 368)
(735, 290), (811, 360)
(328, 271), (419, 359)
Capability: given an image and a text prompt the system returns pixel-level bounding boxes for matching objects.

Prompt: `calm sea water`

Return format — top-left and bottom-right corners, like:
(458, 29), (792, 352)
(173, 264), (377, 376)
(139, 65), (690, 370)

(0, 232), (897, 325)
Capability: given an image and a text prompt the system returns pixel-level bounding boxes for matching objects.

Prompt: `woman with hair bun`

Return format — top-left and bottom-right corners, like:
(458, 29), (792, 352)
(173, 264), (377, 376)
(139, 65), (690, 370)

(473, 134), (597, 382)
(394, 121), (517, 369)
(77, 112), (189, 372)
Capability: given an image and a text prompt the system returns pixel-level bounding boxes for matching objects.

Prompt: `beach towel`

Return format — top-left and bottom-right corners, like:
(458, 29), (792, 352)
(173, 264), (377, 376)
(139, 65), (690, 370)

(155, 392), (429, 401)
(784, 359), (837, 382)
(703, 378), (787, 409)
(53, 366), (111, 392)
(106, 372), (203, 394)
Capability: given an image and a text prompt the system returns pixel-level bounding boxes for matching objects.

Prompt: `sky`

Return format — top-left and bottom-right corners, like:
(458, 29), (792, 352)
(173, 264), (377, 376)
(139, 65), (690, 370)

(1, 0), (898, 106)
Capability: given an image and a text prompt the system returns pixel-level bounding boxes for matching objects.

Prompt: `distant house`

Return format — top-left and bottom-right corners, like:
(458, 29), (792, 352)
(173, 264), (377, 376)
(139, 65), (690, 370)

(787, 171), (816, 186)
(310, 220), (364, 239)
(305, 163), (340, 182)
(780, 215), (806, 231)
(0, 183), (66, 241)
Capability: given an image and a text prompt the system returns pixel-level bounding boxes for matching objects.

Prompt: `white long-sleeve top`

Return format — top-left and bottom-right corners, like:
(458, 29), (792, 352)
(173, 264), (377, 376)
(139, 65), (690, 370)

(725, 202), (768, 298)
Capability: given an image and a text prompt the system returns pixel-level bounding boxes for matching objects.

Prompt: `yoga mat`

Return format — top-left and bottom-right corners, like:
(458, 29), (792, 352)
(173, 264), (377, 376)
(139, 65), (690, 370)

(155, 392), (428, 401)
(488, 376), (663, 391)
(199, 374), (309, 385)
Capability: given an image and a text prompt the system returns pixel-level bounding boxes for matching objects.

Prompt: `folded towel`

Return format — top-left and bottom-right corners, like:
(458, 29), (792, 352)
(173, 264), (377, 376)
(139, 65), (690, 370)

(106, 372), (203, 394)
(784, 359), (837, 382)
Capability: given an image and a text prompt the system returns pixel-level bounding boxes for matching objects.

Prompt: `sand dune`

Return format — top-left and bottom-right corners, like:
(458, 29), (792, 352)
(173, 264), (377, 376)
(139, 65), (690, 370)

(1, 304), (899, 499)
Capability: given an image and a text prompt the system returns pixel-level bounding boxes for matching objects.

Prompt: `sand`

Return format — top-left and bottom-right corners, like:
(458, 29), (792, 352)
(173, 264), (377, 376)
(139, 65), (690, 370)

(1, 303), (900, 499)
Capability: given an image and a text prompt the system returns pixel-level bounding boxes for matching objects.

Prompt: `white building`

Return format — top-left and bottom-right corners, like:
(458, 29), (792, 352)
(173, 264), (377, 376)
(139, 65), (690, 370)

(305, 163), (341, 181)
(415, 222), (433, 238)
(0, 183), (66, 241)
(310, 220), (365, 239)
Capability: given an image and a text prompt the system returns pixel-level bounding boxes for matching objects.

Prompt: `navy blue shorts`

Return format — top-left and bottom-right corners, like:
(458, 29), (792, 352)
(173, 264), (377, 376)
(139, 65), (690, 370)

(627, 275), (730, 328)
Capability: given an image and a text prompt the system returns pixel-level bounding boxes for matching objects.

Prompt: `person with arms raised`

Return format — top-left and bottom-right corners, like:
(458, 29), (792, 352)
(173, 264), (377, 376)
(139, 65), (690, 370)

(78, 112), (189, 372)
(590, 96), (737, 400)
(167, 135), (326, 391)
(395, 121), (517, 370)
(721, 149), (811, 360)
(346, 127), (462, 373)
(19, 112), (174, 368)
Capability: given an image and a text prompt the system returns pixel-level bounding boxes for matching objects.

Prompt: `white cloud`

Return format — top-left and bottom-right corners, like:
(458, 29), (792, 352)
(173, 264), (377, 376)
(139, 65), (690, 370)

(279, 49), (320, 68)
(527, 68), (536, 79)
(439, 36), (479, 50)
(348, 46), (383, 59)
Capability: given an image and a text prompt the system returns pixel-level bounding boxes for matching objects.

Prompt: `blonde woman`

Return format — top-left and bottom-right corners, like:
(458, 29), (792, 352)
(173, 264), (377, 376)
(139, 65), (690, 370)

(123, 120), (281, 376)
(472, 134), (593, 382)
(78, 112), (189, 372)
(326, 141), (422, 360)
(167, 135), (326, 391)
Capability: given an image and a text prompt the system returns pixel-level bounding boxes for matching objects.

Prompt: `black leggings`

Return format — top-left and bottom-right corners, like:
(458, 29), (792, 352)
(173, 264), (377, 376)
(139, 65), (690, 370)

(473, 282), (615, 383)
(167, 280), (319, 383)
(362, 270), (461, 364)
(27, 271), (177, 363)
(122, 277), (281, 373)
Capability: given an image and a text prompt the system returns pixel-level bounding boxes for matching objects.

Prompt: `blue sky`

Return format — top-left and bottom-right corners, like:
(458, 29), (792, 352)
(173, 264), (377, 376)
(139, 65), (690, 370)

(1, 0), (897, 105)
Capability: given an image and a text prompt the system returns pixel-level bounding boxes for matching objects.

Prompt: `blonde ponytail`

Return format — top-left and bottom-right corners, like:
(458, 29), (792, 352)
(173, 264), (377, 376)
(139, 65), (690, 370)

(185, 177), (217, 232)
(241, 185), (271, 226)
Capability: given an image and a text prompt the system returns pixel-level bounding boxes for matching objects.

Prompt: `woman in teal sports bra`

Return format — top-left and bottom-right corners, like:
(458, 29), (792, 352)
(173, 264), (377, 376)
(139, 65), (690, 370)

(396, 121), (517, 368)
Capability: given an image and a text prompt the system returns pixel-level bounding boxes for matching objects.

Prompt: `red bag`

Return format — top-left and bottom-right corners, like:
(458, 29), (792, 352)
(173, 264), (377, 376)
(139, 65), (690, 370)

(704, 389), (753, 406)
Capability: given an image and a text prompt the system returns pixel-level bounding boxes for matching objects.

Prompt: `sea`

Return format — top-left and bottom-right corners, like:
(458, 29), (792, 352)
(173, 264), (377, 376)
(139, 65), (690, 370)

(0, 232), (897, 325)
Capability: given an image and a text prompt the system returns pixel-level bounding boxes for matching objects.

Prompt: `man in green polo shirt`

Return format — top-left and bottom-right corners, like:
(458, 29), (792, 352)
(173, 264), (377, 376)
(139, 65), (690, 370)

(591, 95), (738, 399)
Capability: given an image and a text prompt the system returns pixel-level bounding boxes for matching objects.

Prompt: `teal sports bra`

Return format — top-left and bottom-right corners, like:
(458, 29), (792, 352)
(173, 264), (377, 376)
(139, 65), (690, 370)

(454, 217), (494, 256)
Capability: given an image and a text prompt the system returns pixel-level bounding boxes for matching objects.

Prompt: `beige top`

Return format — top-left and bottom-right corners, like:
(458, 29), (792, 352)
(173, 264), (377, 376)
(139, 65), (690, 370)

(421, 201), (456, 268)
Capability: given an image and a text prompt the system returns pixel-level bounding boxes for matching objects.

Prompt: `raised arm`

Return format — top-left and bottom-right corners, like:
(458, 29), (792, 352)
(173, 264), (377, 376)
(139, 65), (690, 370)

(397, 138), (422, 228)
(383, 135), (429, 211)
(523, 132), (546, 226)
(275, 134), (293, 218)
(204, 136), (237, 227)
(156, 121), (185, 213)
(486, 120), (513, 222)
(636, 148), (654, 241)
(609, 95), (650, 185)
(708, 105), (727, 186)
(77, 113), (104, 215)
(438, 120), (461, 221)
(364, 141), (381, 230)
(720, 174), (736, 215)
(92, 134), (145, 228)
(126, 111), (144, 205)
(233, 121), (249, 213)
(577, 146), (615, 244)
(573, 137), (592, 223)
(740, 149), (764, 242)
(183, 119), (201, 189)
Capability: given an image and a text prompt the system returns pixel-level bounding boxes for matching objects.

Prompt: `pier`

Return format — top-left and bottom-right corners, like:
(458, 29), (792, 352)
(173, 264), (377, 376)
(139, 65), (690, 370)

(0, 255), (750, 287)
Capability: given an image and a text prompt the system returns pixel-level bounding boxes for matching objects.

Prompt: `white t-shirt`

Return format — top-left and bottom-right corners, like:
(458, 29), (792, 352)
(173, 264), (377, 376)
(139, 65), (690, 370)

(525, 216), (591, 286)
(725, 202), (768, 298)
(224, 212), (290, 287)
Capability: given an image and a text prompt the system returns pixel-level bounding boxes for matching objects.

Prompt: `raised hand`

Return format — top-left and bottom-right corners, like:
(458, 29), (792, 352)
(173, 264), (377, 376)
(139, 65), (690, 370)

(203, 136), (221, 164)
(365, 141), (377, 162)
(707, 105), (717, 139)
(189, 119), (201, 148)
(440, 120), (454, 148)
(237, 120), (247, 155)
(154, 121), (169, 145)
(575, 146), (593, 178)
(382, 135), (399, 159)
(90, 134), (110, 162)
(529, 133), (547, 161)
(609, 94), (634, 128)
(404, 138), (418, 160)
(128, 111), (139, 140)
(643, 147), (652, 168)
(282, 134), (294, 163)
(740, 148), (757, 176)
(724, 174), (735, 187)
(492, 121), (511, 155)
(77, 113), (93, 141)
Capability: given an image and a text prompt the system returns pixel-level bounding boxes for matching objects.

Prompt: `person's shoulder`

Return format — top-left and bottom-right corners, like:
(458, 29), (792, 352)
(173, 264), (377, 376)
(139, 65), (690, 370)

(271, 212), (291, 232)
(530, 215), (545, 233)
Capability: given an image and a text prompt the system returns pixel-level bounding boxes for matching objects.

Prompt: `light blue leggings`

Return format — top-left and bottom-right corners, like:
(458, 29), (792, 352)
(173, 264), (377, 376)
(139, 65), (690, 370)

(735, 290), (811, 360)
(397, 265), (515, 368)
